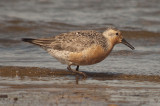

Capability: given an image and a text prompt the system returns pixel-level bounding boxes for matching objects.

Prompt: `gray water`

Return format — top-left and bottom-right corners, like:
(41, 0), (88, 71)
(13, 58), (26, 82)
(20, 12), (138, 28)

(0, 0), (160, 32)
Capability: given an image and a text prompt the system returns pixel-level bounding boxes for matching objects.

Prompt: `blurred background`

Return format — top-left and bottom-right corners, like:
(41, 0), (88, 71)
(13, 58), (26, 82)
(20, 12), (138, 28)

(0, 0), (160, 75)
(0, 0), (160, 32)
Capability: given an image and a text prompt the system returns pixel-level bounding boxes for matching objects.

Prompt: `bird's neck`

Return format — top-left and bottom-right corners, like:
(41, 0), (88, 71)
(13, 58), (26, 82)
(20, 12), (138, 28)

(104, 38), (116, 55)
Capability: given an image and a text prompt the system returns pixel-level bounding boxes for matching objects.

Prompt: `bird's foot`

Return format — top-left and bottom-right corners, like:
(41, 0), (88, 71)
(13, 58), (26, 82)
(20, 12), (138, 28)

(67, 67), (87, 80)
(78, 71), (87, 80)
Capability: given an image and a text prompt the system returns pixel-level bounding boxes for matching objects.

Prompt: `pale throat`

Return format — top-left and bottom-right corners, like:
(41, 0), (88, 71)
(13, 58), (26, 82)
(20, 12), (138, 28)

(104, 37), (117, 55)
(108, 37), (118, 46)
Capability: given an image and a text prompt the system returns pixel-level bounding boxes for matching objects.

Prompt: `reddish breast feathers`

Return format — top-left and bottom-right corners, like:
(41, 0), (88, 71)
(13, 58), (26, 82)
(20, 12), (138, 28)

(69, 45), (108, 65)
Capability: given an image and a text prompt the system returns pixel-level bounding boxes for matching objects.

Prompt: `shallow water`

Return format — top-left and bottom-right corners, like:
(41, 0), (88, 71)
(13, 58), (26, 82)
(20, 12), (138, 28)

(0, 78), (160, 106)
(0, 0), (160, 32)
(0, 0), (160, 105)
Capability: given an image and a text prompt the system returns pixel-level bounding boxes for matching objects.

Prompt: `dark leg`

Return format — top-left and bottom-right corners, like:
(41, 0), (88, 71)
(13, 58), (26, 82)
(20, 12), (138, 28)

(67, 65), (87, 79)
(76, 65), (79, 71)
(75, 65), (79, 84)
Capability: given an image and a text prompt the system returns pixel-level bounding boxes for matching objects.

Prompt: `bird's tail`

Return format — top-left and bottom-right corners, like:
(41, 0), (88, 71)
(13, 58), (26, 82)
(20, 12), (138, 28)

(22, 38), (43, 46)
(22, 38), (52, 47)
(22, 38), (35, 43)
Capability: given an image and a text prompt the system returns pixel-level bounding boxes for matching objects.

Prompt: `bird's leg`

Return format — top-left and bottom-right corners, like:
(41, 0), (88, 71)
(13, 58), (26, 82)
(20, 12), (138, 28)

(67, 65), (87, 79)
(76, 65), (79, 71)
(75, 65), (80, 84)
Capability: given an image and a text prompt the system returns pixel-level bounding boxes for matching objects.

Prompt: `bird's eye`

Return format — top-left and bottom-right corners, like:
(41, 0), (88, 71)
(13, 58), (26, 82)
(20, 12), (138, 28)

(116, 33), (118, 35)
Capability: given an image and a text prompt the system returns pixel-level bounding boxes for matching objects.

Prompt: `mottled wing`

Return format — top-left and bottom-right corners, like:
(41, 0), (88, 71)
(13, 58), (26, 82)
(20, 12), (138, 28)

(31, 30), (103, 52)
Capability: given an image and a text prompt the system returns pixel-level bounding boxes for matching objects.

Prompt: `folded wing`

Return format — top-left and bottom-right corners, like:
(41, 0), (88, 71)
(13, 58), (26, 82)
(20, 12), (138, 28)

(22, 30), (103, 52)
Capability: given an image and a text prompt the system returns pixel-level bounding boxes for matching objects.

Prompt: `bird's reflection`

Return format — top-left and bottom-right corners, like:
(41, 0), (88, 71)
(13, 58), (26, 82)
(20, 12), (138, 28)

(75, 74), (80, 84)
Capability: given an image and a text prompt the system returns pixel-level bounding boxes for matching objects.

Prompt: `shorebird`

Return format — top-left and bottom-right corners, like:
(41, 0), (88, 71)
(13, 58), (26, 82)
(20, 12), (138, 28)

(22, 28), (134, 79)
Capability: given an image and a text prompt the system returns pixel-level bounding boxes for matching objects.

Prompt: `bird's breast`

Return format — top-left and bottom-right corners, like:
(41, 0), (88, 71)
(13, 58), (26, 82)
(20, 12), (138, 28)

(69, 45), (112, 65)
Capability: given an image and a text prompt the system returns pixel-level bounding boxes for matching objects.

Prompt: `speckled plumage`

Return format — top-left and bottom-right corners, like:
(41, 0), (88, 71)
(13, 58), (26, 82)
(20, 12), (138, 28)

(31, 30), (108, 52)
(29, 30), (111, 65)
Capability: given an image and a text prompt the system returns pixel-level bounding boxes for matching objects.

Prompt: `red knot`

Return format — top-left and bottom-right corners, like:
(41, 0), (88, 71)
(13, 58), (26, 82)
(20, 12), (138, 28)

(22, 27), (135, 79)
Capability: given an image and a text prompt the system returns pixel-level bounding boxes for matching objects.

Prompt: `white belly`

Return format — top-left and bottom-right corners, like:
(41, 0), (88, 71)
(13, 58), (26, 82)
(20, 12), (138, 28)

(47, 49), (72, 65)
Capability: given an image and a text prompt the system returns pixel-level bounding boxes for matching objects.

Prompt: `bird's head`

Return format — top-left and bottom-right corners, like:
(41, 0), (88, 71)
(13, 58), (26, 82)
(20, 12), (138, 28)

(103, 27), (135, 50)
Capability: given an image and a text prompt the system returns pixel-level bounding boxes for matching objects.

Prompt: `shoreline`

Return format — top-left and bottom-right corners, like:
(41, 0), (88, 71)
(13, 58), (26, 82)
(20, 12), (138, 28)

(1, 66), (160, 82)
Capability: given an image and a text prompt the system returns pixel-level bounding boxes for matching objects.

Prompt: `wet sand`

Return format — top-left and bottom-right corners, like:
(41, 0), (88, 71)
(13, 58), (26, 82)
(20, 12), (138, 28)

(0, 66), (160, 106)
(1, 66), (160, 82)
